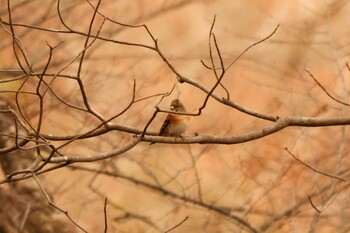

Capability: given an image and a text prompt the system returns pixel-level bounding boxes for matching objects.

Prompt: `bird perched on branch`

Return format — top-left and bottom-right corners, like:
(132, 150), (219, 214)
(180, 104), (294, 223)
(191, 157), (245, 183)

(158, 99), (190, 137)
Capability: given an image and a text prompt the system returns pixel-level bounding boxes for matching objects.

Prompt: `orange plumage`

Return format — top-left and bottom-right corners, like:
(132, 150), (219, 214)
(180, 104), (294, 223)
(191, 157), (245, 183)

(159, 99), (189, 136)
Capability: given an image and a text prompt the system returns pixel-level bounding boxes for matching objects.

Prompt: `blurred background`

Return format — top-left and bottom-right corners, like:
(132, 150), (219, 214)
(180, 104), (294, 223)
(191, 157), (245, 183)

(1, 0), (350, 232)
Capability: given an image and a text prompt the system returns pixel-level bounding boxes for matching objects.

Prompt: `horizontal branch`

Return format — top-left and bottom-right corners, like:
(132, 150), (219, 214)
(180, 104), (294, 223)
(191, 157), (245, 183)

(20, 114), (350, 146)
(24, 115), (350, 164)
(47, 137), (140, 163)
(144, 115), (350, 144)
(0, 20), (156, 50)
(0, 139), (29, 154)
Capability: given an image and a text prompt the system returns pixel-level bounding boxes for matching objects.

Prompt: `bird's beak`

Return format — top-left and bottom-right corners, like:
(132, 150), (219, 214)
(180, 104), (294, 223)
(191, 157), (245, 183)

(170, 106), (175, 111)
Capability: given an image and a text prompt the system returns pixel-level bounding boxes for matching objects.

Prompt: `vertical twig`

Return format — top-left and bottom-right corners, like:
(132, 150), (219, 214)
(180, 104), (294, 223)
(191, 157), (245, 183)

(104, 197), (108, 233)
(207, 15), (230, 99)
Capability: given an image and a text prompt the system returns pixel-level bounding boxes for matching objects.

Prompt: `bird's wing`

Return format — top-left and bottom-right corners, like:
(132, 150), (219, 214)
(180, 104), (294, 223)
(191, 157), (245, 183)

(159, 114), (171, 136)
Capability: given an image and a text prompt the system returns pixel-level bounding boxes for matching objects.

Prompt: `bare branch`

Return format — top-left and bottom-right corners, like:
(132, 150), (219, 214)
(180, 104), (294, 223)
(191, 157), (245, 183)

(308, 195), (322, 213)
(103, 197), (108, 233)
(226, 24), (280, 71)
(31, 172), (88, 232)
(1, 2), (350, 232)
(305, 69), (350, 106)
(205, 15), (230, 99)
(73, 0), (107, 123)
(141, 85), (175, 138)
(48, 137), (140, 163)
(144, 115), (350, 144)
(50, 79), (136, 151)
(285, 147), (345, 181)
(5, 0), (32, 73)
(164, 216), (188, 233)
(0, 139), (29, 154)
(69, 165), (261, 233)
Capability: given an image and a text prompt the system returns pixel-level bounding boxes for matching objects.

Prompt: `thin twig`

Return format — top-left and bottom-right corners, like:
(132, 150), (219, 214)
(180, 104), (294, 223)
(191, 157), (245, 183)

(6, 0), (32, 72)
(1, 19), (156, 49)
(134, 84), (175, 103)
(31, 172), (88, 233)
(308, 195), (321, 213)
(35, 42), (56, 158)
(141, 85), (175, 138)
(18, 205), (31, 232)
(197, 31), (227, 115)
(49, 137), (141, 163)
(305, 69), (350, 106)
(141, 108), (160, 139)
(0, 139), (28, 154)
(90, 186), (161, 231)
(0, 161), (71, 185)
(53, 79), (136, 151)
(164, 216), (188, 233)
(8, 107), (20, 149)
(285, 147), (345, 181)
(104, 197), (108, 233)
(205, 15), (230, 99)
(5, 0), (39, 137)
(74, 0), (106, 123)
(226, 24), (280, 71)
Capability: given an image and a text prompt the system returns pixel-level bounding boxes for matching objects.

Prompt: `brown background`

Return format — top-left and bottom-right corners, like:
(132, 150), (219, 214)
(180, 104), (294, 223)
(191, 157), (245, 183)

(1, 0), (350, 232)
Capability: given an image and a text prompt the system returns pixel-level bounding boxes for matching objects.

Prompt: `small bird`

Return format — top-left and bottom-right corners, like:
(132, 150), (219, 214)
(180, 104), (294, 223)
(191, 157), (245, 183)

(158, 99), (190, 137)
